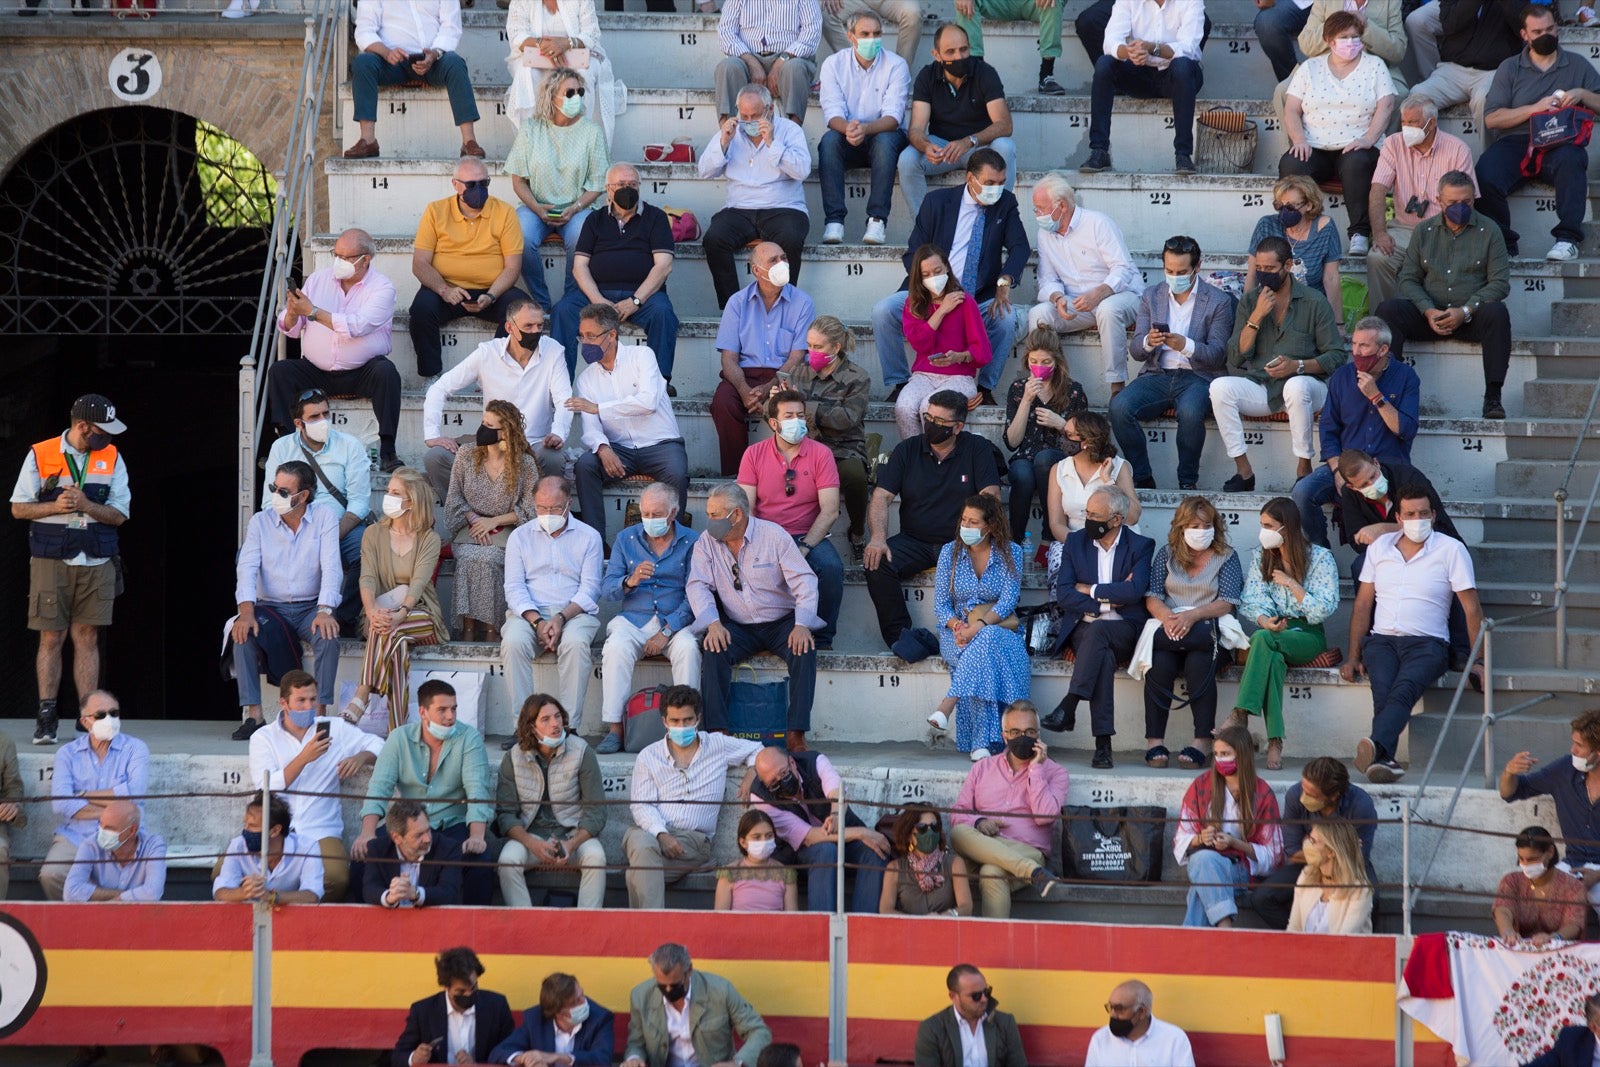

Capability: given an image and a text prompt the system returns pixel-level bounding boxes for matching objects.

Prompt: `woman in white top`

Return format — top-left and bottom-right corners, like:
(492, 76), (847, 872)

(1281, 10), (1397, 257)
(1287, 819), (1373, 935)
(1046, 411), (1142, 540)
(506, 0), (618, 148)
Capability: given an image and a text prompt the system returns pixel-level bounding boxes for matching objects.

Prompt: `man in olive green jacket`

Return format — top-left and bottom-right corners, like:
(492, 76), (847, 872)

(622, 943), (771, 1067)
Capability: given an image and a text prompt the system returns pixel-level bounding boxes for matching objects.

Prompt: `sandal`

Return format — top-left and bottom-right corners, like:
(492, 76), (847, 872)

(1265, 737), (1284, 771)
(1144, 745), (1170, 769)
(925, 710), (949, 749)
(1176, 746), (1208, 769)
(1214, 708), (1248, 737)
(341, 696), (367, 725)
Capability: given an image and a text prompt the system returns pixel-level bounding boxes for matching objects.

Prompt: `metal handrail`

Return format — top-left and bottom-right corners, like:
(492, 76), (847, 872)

(1552, 367), (1600, 668)
(235, 0), (345, 543)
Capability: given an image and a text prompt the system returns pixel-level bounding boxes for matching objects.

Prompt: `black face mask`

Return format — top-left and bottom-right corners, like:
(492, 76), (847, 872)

(1060, 438), (1082, 458)
(475, 423), (500, 447)
(460, 184), (490, 211)
(1531, 33), (1559, 56)
(1108, 1015), (1136, 1038)
(451, 991), (477, 1012)
(1006, 736), (1037, 761)
(922, 419), (955, 445)
(612, 186), (640, 211)
(770, 771), (801, 797)
(1084, 518), (1113, 541)
(512, 327), (541, 351)
(942, 56), (972, 79)
(658, 981), (688, 1003)
(1256, 270), (1286, 292)
(86, 430), (110, 452)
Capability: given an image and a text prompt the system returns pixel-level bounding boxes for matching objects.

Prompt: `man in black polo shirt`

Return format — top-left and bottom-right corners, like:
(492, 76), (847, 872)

(864, 390), (1002, 659)
(896, 23), (1018, 217)
(552, 162), (680, 388)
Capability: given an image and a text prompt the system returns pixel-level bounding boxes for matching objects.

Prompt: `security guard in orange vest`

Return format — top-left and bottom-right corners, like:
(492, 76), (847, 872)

(8, 395), (130, 745)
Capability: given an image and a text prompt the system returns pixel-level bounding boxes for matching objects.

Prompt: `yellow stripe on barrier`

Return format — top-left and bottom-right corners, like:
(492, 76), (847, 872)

(42, 950), (253, 1007)
(273, 952), (831, 1017)
(848, 963), (1397, 1039)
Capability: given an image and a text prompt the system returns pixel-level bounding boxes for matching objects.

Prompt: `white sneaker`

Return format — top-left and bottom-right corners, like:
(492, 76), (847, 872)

(1548, 240), (1580, 262)
(970, 748), (989, 762)
(863, 218), (887, 245)
(1347, 234), (1370, 257)
(822, 222), (845, 244)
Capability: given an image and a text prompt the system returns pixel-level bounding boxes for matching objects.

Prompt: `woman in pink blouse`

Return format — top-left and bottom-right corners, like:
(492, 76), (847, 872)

(1493, 825), (1586, 945)
(895, 244), (992, 441)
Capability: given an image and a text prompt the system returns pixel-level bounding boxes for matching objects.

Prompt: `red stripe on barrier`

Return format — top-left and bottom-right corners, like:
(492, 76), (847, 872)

(0, 901), (251, 952)
(14, 1006), (251, 1064)
(847, 915), (1394, 983)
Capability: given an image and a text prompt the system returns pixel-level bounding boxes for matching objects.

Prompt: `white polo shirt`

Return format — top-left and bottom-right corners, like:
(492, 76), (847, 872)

(1084, 1016), (1195, 1066)
(1359, 530), (1475, 642)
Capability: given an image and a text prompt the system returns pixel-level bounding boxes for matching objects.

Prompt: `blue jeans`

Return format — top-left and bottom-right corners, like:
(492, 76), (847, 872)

(1184, 848), (1248, 927)
(799, 535), (844, 648)
(553, 286), (679, 379)
(1364, 633), (1448, 762)
(1009, 449), (1065, 542)
(872, 291), (1014, 391)
(336, 520), (367, 628)
(1108, 370), (1210, 486)
(1254, 0), (1309, 81)
(517, 205), (592, 312)
(819, 128), (908, 224)
(1476, 137), (1588, 249)
(1292, 463), (1337, 547)
(797, 838), (888, 913)
(232, 600), (340, 707)
(1090, 55), (1203, 156)
(350, 51), (479, 126)
(896, 134), (1018, 218)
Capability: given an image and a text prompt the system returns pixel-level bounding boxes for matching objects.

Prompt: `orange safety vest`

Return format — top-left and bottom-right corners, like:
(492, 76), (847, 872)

(28, 435), (121, 560)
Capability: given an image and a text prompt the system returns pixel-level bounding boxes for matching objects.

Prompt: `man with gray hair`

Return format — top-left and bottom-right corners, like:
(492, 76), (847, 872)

(1026, 172), (1142, 394)
(622, 943), (771, 1067)
(699, 84), (812, 308)
(713, 0), (821, 123)
(687, 483), (822, 752)
(1043, 486), (1156, 769)
(1366, 94), (1478, 308)
(1085, 979), (1194, 1065)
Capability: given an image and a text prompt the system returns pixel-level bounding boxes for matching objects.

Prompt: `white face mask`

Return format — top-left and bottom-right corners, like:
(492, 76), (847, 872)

(96, 826), (127, 851)
(1574, 753), (1597, 773)
(331, 256), (360, 281)
(538, 511), (569, 535)
(925, 273), (949, 295)
(90, 714), (121, 742)
(1401, 124), (1429, 148)
(1184, 527), (1215, 550)
(746, 838), (777, 860)
(777, 418), (807, 445)
(1521, 862), (1548, 881)
(301, 417), (331, 445)
(381, 493), (407, 519)
(1402, 518), (1433, 544)
(974, 183), (1002, 206)
(538, 729), (565, 749)
(764, 260), (791, 288)
(268, 489), (297, 516)
(1359, 473), (1389, 500)
(1258, 528), (1285, 550)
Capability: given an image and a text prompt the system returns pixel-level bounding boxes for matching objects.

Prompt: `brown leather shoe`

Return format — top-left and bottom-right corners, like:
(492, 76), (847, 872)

(460, 139), (486, 158)
(342, 139), (380, 159)
(785, 729), (808, 752)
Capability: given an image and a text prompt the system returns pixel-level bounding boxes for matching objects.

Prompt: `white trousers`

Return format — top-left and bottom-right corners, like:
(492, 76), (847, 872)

(600, 615), (703, 724)
(1208, 375), (1328, 460)
(895, 372), (977, 441)
(498, 836), (608, 909)
(1410, 62), (1494, 149)
(1027, 289), (1142, 384)
(501, 611), (602, 728)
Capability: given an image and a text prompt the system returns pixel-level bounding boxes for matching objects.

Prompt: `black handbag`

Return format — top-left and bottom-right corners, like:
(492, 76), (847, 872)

(1060, 804), (1166, 883)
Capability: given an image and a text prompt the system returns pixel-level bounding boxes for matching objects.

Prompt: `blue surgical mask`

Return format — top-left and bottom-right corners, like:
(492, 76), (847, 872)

(567, 999), (592, 1025)
(286, 708), (315, 730)
(241, 829), (264, 852)
(975, 184), (1002, 207)
(561, 93), (584, 118)
(427, 720), (456, 741)
(1034, 212), (1060, 234)
(667, 724), (699, 747)
(1165, 272), (1194, 295)
(641, 516), (671, 537)
(856, 37), (883, 61)
(959, 526), (984, 546)
(538, 730), (566, 749)
(580, 342), (605, 364)
(739, 119), (763, 139)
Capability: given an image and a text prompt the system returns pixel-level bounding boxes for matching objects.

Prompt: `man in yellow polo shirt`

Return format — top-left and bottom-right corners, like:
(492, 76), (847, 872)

(408, 157), (530, 378)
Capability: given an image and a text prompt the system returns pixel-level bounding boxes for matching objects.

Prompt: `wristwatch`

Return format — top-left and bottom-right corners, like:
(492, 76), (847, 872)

(1297, 359), (1305, 375)
(1460, 304), (1474, 322)
(996, 276), (1013, 289)
(630, 295), (643, 308)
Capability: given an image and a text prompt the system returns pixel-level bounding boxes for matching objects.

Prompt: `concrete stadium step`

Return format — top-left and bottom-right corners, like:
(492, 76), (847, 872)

(1498, 459), (1600, 498)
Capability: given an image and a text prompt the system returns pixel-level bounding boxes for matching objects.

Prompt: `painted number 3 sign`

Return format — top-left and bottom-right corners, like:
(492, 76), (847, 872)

(109, 49), (162, 102)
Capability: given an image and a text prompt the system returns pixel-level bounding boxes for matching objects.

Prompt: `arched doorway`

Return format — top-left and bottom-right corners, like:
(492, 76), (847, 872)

(0, 105), (274, 722)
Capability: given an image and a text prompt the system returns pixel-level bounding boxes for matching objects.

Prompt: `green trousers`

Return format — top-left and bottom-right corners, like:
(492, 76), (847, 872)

(956, 0), (1063, 60)
(1233, 622), (1325, 739)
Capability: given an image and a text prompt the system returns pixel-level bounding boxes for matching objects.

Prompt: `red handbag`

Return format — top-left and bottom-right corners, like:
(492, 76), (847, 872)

(643, 139), (696, 164)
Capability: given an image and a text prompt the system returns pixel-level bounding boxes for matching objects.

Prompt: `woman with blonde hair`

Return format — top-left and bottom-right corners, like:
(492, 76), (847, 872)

(446, 399), (540, 641)
(1244, 173), (1343, 305)
(344, 466), (448, 732)
(1288, 820), (1373, 934)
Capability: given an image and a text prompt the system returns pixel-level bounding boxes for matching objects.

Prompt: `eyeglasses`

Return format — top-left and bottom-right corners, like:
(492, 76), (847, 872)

(296, 389), (329, 405)
(1105, 1001), (1139, 1016)
(578, 329), (615, 343)
(1001, 728), (1040, 740)
(331, 252), (367, 264)
(783, 469), (797, 497)
(608, 181), (640, 190)
(89, 709), (120, 720)
(916, 821), (940, 831)
(267, 485), (298, 499)
(564, 86), (587, 98)
(964, 988), (993, 1003)
(925, 414), (960, 428)
(729, 560), (743, 592)
(457, 177), (491, 190)
(1271, 201), (1308, 212)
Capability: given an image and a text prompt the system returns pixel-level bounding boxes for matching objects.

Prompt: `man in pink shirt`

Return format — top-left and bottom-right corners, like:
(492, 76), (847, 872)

(949, 700), (1070, 917)
(737, 389), (843, 648)
(1366, 94), (1478, 308)
(268, 227), (402, 471)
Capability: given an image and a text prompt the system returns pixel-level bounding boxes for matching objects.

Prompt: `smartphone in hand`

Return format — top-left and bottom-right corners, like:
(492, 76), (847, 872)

(316, 720), (331, 741)
(1151, 321), (1168, 334)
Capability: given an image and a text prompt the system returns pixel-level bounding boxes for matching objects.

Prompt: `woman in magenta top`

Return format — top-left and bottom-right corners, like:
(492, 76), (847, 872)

(895, 244), (992, 441)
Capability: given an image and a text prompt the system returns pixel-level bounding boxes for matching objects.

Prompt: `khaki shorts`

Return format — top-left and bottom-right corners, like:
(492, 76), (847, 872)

(28, 556), (114, 631)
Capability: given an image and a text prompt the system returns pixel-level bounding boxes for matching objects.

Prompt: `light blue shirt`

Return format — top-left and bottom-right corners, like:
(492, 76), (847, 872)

(714, 282), (816, 370)
(234, 505), (343, 608)
(504, 517), (604, 619)
(601, 521), (697, 631)
(64, 830), (167, 902)
(213, 831), (325, 899)
(261, 427), (372, 521)
(698, 116), (811, 213)
(819, 47), (910, 128)
(51, 733), (151, 845)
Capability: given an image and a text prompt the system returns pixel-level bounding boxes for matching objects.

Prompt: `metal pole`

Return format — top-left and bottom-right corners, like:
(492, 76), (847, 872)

(1401, 802), (1412, 939)
(250, 771), (274, 1067)
(1555, 490), (1568, 669)
(1482, 628), (1496, 790)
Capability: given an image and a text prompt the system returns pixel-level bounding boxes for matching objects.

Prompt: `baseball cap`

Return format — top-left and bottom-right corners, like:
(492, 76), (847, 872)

(71, 394), (127, 435)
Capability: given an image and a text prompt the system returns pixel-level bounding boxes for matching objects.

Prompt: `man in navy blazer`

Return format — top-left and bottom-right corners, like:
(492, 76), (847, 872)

(1523, 994), (1600, 1067)
(1043, 485), (1154, 768)
(870, 147), (1030, 405)
(1108, 235), (1236, 492)
(392, 946), (516, 1066)
(363, 800), (465, 908)
(491, 972), (616, 1066)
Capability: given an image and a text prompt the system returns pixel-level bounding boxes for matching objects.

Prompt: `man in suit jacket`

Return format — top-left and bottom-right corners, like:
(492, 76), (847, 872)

(913, 964), (1027, 1067)
(1108, 235), (1235, 493)
(1524, 994), (1600, 1067)
(1043, 485), (1156, 768)
(392, 946), (516, 1066)
(870, 147), (1030, 406)
(621, 943), (771, 1067)
(491, 972), (616, 1067)
(363, 800), (465, 908)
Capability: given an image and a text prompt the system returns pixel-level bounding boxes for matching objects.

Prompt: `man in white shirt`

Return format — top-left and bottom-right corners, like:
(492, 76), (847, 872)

(623, 686), (763, 909)
(395, 946), (515, 1065)
(422, 298), (572, 506)
(501, 477), (604, 736)
(566, 302), (690, 544)
(818, 10), (911, 246)
(1084, 979), (1195, 1067)
(348, 0), (483, 160)
(268, 228), (400, 469)
(699, 84), (812, 309)
(1083, 0), (1206, 175)
(912, 964), (1028, 1067)
(212, 792), (324, 905)
(1025, 173), (1142, 392)
(248, 668), (383, 902)
(1343, 485), (1483, 784)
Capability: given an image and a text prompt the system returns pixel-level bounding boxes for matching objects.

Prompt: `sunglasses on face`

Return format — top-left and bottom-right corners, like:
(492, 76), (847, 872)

(88, 709), (120, 720)
(964, 988), (993, 1003)
(267, 485), (298, 499)
(564, 86), (586, 98)
(458, 178), (491, 190)
(1272, 201), (1307, 212)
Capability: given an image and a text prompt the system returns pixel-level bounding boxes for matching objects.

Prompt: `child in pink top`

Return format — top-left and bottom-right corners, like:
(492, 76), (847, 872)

(714, 809), (798, 912)
(896, 244), (993, 440)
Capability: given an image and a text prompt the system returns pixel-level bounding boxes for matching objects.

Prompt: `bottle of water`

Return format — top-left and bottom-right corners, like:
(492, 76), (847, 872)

(1021, 530), (1035, 572)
